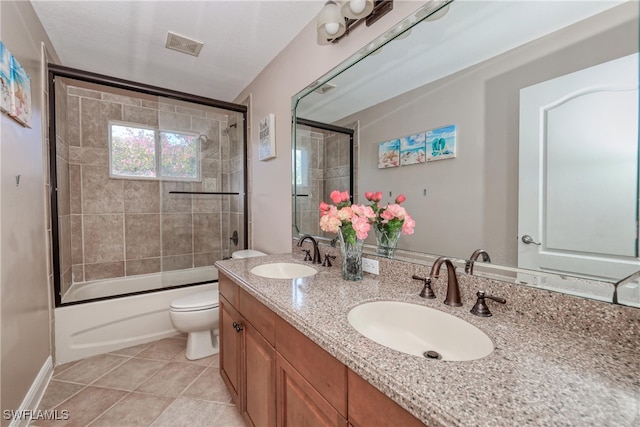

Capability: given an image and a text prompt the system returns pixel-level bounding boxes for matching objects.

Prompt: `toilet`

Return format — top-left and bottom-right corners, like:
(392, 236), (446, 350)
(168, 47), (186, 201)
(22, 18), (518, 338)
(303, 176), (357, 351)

(232, 249), (266, 259)
(169, 290), (220, 360)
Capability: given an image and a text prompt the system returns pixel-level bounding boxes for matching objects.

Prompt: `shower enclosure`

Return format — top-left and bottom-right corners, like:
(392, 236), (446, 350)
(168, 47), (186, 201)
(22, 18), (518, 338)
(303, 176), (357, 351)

(293, 118), (355, 238)
(48, 65), (247, 306)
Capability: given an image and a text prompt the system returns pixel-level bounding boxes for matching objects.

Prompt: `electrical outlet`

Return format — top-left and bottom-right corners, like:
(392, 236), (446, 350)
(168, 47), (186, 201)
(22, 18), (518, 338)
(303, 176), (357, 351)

(362, 257), (379, 275)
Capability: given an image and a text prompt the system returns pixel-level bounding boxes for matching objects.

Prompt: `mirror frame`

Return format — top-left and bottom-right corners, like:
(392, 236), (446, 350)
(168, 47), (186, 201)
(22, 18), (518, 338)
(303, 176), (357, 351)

(291, 0), (638, 307)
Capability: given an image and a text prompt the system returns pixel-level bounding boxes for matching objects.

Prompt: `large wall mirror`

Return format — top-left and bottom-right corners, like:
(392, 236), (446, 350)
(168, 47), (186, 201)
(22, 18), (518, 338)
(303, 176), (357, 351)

(292, 0), (639, 307)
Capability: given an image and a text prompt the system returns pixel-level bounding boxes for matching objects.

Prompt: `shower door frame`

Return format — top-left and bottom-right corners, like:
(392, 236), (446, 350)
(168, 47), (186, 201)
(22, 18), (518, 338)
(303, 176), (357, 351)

(47, 64), (248, 307)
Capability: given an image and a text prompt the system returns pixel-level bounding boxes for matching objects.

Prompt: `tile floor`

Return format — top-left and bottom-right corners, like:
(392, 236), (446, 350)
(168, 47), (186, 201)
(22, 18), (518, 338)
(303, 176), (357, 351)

(34, 335), (247, 427)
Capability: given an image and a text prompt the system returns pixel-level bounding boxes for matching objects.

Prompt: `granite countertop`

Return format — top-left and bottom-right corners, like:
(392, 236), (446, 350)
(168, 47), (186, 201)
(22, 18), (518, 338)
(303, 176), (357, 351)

(215, 254), (640, 427)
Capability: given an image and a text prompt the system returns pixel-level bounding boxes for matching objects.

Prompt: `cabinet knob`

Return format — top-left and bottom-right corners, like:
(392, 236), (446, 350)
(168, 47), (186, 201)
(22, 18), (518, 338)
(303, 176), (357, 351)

(232, 321), (244, 333)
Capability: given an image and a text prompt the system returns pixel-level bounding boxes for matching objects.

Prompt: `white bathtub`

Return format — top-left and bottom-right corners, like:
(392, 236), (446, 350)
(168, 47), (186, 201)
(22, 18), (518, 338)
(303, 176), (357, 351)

(62, 267), (217, 303)
(55, 267), (218, 365)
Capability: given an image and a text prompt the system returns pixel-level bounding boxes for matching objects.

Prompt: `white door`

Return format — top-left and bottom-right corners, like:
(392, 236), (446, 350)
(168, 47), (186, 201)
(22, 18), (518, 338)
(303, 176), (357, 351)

(518, 53), (639, 281)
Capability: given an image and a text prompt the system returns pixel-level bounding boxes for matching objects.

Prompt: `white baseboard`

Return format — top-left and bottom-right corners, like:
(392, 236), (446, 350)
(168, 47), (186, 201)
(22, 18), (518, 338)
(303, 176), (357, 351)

(7, 356), (53, 427)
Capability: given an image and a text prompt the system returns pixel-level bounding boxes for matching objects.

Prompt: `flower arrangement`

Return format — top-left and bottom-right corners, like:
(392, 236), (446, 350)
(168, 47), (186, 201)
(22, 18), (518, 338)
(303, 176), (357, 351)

(319, 190), (376, 245)
(365, 191), (416, 236)
(365, 191), (415, 257)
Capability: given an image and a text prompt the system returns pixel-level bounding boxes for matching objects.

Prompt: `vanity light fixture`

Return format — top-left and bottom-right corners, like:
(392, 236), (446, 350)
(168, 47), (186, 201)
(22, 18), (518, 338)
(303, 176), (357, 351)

(341, 0), (374, 19)
(317, 0), (394, 45)
(317, 1), (347, 45)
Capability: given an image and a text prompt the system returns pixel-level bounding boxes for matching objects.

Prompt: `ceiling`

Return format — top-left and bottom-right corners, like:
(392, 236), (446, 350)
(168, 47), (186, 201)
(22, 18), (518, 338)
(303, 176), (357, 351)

(31, 0), (326, 102)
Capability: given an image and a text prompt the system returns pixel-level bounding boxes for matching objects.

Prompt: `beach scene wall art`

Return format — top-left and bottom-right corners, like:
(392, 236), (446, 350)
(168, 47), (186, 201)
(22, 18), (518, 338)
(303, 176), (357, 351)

(0, 41), (11, 114)
(426, 124), (456, 161)
(0, 40), (32, 127)
(378, 139), (400, 168)
(10, 55), (32, 127)
(400, 132), (426, 166)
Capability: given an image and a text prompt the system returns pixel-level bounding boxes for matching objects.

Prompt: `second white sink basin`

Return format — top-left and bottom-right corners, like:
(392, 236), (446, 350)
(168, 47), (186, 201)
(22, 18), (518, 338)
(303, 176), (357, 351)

(250, 263), (317, 279)
(348, 301), (494, 361)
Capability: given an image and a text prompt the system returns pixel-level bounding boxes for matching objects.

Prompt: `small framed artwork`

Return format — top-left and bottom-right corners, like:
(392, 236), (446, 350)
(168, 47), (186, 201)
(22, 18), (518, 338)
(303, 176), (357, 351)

(0, 41), (11, 114)
(378, 139), (400, 168)
(258, 113), (276, 161)
(426, 124), (456, 161)
(9, 55), (32, 127)
(400, 132), (426, 166)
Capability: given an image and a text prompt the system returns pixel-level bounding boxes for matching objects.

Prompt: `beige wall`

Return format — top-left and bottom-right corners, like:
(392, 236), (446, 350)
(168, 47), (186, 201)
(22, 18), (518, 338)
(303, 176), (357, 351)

(235, 1), (428, 254)
(1, 0), (58, 420)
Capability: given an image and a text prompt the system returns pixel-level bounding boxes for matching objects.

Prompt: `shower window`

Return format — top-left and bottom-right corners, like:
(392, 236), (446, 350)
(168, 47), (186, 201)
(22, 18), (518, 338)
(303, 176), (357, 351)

(109, 121), (200, 181)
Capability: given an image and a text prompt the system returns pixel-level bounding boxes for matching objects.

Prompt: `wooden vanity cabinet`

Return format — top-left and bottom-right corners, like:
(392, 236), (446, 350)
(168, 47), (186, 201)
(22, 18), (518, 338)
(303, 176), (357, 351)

(218, 272), (425, 427)
(219, 274), (277, 427)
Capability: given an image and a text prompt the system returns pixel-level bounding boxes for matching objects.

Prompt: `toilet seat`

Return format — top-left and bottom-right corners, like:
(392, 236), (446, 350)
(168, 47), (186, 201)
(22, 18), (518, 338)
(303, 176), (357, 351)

(170, 290), (219, 312)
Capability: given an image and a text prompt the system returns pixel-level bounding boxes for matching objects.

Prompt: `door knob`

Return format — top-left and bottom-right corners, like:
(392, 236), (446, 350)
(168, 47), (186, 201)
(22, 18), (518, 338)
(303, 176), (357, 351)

(521, 234), (541, 245)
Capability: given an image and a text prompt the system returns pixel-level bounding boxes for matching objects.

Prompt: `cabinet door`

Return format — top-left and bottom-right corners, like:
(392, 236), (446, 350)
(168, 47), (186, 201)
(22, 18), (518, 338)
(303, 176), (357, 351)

(276, 353), (348, 427)
(348, 370), (425, 427)
(219, 296), (242, 405)
(244, 323), (276, 427)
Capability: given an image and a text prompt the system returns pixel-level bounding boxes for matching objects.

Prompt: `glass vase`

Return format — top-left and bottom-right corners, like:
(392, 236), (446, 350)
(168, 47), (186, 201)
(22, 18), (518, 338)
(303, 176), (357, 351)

(338, 228), (363, 281)
(374, 226), (402, 258)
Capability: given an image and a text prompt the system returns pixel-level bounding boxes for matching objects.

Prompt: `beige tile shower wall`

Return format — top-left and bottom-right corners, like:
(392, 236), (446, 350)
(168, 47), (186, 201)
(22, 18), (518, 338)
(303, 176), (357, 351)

(64, 85), (232, 283)
(295, 126), (322, 237)
(323, 130), (351, 201)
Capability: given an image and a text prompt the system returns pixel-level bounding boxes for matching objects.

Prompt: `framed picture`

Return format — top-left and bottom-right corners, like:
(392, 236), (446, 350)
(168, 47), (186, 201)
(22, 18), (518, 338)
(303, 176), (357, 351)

(400, 132), (426, 166)
(378, 139), (400, 168)
(426, 124), (456, 161)
(9, 55), (32, 127)
(1, 41), (12, 114)
(258, 113), (276, 161)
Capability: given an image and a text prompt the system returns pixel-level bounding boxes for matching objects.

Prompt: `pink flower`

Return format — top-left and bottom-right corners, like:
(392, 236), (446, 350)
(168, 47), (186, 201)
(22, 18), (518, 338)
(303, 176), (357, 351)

(319, 201), (331, 213)
(384, 204), (406, 221)
(337, 206), (353, 222)
(364, 191), (374, 201)
(319, 210), (342, 233)
(330, 190), (342, 204)
(395, 194), (406, 204)
(374, 191), (383, 202)
(380, 209), (394, 223)
(350, 204), (375, 219)
(402, 214), (416, 235)
(340, 191), (350, 202)
(351, 215), (371, 240)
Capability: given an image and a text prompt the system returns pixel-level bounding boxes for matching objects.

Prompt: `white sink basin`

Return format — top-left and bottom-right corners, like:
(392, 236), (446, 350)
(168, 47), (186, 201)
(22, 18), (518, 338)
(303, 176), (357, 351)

(250, 263), (317, 279)
(348, 301), (494, 361)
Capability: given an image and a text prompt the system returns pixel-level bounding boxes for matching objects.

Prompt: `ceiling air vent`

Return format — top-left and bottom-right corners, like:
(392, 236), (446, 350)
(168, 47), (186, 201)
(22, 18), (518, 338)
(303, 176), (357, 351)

(165, 31), (204, 57)
(312, 82), (337, 95)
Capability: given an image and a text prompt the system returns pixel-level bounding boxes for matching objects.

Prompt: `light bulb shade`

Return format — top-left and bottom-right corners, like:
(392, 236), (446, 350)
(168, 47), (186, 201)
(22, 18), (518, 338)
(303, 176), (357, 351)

(341, 0), (374, 19)
(317, 1), (346, 41)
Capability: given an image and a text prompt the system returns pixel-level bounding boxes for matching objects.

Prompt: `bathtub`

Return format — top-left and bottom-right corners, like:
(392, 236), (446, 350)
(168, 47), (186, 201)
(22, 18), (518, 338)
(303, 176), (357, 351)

(55, 267), (218, 365)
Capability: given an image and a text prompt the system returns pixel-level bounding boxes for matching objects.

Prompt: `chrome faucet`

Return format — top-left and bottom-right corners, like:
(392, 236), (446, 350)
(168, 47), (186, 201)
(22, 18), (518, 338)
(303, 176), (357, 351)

(465, 249), (491, 275)
(297, 235), (322, 264)
(429, 257), (462, 307)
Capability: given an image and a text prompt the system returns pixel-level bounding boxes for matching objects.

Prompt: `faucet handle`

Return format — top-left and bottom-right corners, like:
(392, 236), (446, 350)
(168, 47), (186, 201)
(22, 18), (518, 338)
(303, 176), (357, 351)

(301, 249), (312, 262)
(413, 275), (436, 299)
(322, 254), (336, 267)
(470, 291), (506, 317)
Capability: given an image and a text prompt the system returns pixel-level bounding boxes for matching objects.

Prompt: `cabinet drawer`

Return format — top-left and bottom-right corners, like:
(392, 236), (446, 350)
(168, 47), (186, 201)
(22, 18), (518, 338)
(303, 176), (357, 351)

(219, 272), (239, 307)
(240, 288), (277, 345)
(275, 317), (347, 417)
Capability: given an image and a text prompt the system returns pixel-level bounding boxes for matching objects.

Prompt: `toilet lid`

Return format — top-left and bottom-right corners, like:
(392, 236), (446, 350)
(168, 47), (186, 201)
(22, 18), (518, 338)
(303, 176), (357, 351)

(170, 290), (219, 311)
(232, 249), (267, 259)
